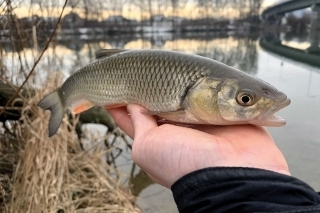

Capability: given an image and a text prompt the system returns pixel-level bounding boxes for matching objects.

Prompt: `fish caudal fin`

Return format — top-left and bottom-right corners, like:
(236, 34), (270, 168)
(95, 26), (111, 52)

(37, 89), (65, 137)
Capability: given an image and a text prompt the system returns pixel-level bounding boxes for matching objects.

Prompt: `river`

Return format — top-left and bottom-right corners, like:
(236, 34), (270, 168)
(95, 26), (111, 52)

(2, 32), (320, 212)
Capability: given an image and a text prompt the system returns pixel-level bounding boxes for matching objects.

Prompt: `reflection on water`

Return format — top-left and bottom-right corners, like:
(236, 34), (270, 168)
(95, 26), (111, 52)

(260, 38), (320, 69)
(2, 33), (260, 86)
(1, 32), (320, 213)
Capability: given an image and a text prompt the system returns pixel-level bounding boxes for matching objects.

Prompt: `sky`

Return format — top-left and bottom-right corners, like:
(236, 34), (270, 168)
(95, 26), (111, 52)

(262, 0), (286, 9)
(263, 0), (312, 17)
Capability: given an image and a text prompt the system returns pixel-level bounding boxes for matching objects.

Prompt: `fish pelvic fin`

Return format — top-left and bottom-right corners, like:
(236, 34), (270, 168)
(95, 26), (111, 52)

(71, 99), (95, 114)
(37, 88), (65, 137)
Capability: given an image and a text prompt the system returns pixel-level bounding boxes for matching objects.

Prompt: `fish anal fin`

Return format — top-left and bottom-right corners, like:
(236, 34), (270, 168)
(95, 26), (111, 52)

(104, 104), (126, 109)
(71, 100), (95, 114)
(156, 119), (195, 128)
(141, 109), (185, 116)
(95, 49), (127, 59)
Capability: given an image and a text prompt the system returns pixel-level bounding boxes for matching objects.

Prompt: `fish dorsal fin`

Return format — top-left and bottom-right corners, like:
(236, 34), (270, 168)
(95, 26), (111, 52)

(95, 49), (127, 59)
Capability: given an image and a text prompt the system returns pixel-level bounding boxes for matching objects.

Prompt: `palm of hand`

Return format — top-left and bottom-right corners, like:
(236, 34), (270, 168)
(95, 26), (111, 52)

(108, 104), (290, 188)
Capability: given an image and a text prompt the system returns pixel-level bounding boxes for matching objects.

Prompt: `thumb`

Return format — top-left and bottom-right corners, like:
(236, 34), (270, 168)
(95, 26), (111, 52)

(127, 104), (158, 139)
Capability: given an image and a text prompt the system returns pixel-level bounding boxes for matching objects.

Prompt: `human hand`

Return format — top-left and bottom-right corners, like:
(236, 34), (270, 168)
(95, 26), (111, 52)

(107, 104), (290, 188)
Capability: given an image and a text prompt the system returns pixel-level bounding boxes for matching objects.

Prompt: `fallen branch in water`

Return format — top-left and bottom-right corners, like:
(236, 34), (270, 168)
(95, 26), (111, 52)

(0, 82), (117, 135)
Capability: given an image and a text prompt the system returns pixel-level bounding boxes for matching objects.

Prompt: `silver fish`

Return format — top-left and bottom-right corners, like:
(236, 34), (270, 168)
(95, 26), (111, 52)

(38, 49), (290, 137)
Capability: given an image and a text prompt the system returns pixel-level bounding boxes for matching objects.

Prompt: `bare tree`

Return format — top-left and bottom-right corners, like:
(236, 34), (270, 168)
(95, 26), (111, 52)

(130, 0), (145, 21)
(212, 0), (229, 18)
(67, 0), (105, 21)
(228, 0), (263, 21)
(108, 0), (128, 17)
(132, 0), (153, 24)
(197, 0), (213, 18)
(248, 0), (262, 22)
(154, 0), (169, 15)
(170, 0), (188, 16)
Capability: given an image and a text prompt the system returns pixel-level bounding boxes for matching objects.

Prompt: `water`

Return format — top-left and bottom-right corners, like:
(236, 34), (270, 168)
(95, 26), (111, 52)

(2, 33), (320, 212)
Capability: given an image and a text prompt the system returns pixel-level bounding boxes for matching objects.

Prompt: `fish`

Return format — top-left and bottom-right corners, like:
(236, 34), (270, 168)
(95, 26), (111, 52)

(38, 49), (291, 137)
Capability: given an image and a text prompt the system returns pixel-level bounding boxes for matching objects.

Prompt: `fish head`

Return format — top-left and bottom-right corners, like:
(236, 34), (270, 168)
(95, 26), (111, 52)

(216, 76), (291, 126)
(184, 75), (290, 126)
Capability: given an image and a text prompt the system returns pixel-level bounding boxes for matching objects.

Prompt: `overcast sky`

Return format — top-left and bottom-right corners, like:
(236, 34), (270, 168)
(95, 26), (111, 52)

(262, 0), (284, 9)
(13, 0), (304, 20)
(262, 0), (310, 17)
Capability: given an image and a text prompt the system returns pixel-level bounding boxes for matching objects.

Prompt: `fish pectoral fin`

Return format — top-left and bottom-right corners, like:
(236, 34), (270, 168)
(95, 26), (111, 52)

(71, 100), (95, 114)
(141, 109), (185, 116)
(95, 49), (128, 59)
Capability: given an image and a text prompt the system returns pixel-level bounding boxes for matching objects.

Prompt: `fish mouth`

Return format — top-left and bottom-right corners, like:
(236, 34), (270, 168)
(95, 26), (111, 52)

(254, 97), (291, 127)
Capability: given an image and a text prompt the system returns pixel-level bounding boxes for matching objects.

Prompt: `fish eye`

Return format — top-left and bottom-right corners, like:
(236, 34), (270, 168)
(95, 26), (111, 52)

(236, 89), (255, 106)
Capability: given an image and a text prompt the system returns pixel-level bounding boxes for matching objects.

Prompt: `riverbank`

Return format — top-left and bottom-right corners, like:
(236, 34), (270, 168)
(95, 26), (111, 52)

(0, 74), (141, 213)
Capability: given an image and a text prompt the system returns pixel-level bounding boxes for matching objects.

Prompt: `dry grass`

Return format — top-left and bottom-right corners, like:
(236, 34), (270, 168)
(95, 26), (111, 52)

(0, 74), (141, 213)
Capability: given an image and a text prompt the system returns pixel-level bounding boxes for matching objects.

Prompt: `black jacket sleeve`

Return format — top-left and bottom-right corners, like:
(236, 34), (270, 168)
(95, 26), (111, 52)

(171, 167), (320, 213)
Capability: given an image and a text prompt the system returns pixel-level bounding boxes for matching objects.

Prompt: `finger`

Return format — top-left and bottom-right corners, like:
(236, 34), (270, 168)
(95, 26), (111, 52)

(194, 124), (269, 138)
(107, 107), (134, 138)
(127, 104), (158, 139)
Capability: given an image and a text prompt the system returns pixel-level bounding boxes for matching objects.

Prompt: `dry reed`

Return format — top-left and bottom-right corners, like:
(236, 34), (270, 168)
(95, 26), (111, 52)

(0, 73), (141, 213)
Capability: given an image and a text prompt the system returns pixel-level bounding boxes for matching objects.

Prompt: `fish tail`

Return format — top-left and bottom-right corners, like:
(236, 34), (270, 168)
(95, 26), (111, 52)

(37, 88), (65, 137)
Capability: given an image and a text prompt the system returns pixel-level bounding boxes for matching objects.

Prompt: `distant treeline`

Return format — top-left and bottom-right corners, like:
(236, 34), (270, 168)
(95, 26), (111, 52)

(0, 0), (313, 41)
(64, 0), (263, 22)
(0, 0), (263, 33)
(285, 12), (312, 33)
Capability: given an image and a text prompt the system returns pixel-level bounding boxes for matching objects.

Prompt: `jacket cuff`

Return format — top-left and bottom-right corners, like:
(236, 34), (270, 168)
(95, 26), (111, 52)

(171, 167), (320, 213)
